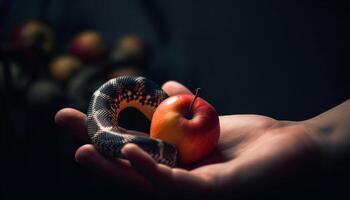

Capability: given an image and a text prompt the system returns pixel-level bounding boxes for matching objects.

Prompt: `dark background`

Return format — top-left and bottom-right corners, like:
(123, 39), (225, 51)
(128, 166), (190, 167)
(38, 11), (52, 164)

(1, 0), (349, 199)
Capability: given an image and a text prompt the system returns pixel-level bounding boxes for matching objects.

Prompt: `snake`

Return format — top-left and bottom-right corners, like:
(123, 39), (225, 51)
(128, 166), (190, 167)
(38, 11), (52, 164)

(87, 76), (178, 166)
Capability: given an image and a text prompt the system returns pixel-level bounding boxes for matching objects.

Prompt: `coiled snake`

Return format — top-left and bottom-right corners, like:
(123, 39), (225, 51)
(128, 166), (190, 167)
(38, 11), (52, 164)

(87, 76), (178, 166)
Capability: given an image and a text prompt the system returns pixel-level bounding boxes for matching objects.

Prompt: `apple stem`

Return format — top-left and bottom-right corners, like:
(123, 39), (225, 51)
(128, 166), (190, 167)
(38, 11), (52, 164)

(188, 88), (201, 117)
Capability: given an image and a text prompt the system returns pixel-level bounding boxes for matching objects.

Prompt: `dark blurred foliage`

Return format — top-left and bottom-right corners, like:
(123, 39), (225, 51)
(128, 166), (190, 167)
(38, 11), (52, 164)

(0, 0), (349, 199)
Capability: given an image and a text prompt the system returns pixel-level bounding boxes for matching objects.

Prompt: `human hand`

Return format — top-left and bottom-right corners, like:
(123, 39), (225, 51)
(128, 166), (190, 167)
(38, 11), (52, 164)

(55, 81), (321, 199)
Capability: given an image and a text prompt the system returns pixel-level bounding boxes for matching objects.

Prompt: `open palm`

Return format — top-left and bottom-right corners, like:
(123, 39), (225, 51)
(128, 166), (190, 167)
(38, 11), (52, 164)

(55, 81), (320, 199)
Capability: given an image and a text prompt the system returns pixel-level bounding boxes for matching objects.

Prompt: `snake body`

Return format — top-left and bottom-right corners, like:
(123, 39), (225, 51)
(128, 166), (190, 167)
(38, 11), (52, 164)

(87, 76), (178, 166)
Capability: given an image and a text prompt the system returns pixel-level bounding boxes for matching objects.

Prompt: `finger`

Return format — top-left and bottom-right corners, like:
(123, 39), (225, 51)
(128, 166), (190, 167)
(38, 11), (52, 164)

(121, 144), (210, 195)
(55, 108), (90, 143)
(162, 81), (192, 96)
(75, 144), (152, 192)
(121, 144), (158, 179)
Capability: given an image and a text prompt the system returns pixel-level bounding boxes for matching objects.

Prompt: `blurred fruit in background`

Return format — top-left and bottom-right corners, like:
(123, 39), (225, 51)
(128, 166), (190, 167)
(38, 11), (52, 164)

(10, 20), (54, 64)
(4, 24), (155, 111)
(0, 62), (29, 103)
(117, 34), (145, 55)
(111, 34), (150, 69)
(27, 79), (64, 111)
(50, 54), (81, 83)
(69, 31), (106, 63)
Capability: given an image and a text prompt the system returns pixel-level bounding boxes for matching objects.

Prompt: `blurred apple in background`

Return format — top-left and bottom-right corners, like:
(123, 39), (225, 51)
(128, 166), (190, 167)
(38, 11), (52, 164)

(150, 90), (220, 164)
(117, 34), (145, 54)
(69, 31), (106, 63)
(50, 54), (81, 83)
(111, 34), (149, 68)
(10, 20), (54, 64)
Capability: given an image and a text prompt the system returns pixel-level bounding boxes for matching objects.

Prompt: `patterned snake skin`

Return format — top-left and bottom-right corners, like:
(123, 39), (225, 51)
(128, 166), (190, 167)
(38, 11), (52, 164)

(87, 76), (178, 166)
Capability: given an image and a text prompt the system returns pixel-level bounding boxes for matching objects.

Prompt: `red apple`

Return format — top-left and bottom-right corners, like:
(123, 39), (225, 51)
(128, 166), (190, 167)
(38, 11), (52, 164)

(10, 20), (54, 63)
(11, 20), (53, 53)
(69, 31), (105, 63)
(150, 91), (220, 164)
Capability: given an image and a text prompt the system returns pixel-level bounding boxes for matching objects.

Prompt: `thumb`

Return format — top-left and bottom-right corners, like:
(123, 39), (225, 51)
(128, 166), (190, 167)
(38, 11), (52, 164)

(162, 81), (192, 96)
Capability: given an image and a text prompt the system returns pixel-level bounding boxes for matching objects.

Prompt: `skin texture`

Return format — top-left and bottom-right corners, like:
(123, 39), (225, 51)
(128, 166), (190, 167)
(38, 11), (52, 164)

(55, 81), (349, 199)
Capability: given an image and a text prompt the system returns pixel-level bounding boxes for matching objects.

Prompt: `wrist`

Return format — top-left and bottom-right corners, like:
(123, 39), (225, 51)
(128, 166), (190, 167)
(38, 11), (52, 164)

(302, 116), (342, 168)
